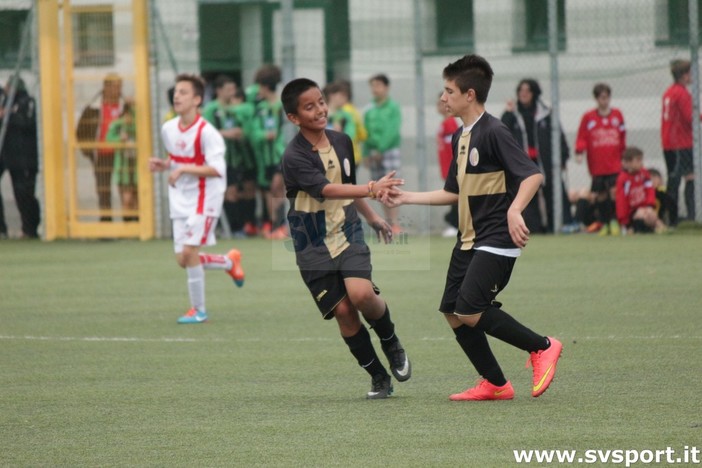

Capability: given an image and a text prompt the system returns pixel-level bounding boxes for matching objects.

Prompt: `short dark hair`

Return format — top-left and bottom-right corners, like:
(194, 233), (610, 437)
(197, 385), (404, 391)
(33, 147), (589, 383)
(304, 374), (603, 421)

(175, 73), (205, 99)
(281, 78), (320, 115)
(593, 82), (611, 98)
(443, 54), (494, 104)
(214, 74), (235, 90)
(255, 64), (282, 91)
(323, 81), (344, 99)
(670, 59), (691, 82)
(369, 73), (390, 86)
(622, 146), (644, 162)
(648, 167), (662, 179)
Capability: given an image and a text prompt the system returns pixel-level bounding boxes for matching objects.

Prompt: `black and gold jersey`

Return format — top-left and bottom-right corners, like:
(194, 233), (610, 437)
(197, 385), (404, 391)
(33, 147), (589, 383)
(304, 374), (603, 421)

(282, 130), (364, 268)
(444, 112), (542, 251)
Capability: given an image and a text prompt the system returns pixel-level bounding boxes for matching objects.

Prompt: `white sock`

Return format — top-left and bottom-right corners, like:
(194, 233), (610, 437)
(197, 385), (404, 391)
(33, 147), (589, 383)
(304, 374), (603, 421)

(186, 265), (206, 311)
(198, 253), (232, 271)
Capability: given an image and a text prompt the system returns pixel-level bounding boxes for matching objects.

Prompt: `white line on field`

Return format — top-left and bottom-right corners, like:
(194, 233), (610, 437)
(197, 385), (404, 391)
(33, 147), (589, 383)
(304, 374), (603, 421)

(0, 334), (700, 344)
(0, 335), (222, 343)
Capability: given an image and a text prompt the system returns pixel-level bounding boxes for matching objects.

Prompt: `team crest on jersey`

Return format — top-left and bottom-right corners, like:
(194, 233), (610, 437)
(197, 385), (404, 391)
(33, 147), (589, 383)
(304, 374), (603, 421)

(469, 148), (479, 166)
(176, 139), (187, 151)
(611, 117), (620, 126)
(343, 158), (351, 177)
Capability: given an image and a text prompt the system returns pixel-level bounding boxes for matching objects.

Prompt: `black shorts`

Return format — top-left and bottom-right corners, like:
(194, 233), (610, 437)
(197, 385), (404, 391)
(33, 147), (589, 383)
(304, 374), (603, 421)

(226, 166), (257, 189)
(298, 243), (377, 318)
(664, 149), (694, 177)
(439, 248), (516, 315)
(259, 164), (282, 189)
(590, 174), (618, 194)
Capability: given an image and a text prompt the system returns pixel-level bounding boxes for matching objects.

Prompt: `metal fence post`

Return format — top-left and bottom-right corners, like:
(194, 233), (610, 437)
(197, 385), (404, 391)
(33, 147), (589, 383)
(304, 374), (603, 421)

(548, 0), (563, 234)
(413, 0), (428, 234)
(690, 0), (702, 222)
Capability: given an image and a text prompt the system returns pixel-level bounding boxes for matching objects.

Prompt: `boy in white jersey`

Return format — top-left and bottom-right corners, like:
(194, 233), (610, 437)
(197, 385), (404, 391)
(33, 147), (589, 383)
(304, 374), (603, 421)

(149, 74), (245, 324)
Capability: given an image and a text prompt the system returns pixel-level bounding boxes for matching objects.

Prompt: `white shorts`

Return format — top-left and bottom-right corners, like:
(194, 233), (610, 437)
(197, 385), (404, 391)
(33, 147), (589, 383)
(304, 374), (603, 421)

(172, 215), (218, 254)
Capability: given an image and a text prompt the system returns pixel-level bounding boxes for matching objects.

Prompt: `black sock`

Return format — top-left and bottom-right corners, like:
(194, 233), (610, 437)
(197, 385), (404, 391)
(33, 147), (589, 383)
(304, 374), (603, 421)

(274, 202), (287, 229)
(685, 180), (695, 220)
(241, 199), (253, 225)
(342, 326), (387, 377)
(224, 200), (243, 232)
(453, 324), (506, 387)
(475, 307), (548, 353)
(367, 305), (398, 349)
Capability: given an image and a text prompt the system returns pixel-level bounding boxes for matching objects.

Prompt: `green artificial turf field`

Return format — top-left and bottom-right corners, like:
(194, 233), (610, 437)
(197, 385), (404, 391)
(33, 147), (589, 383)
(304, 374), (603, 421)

(1, 233), (700, 466)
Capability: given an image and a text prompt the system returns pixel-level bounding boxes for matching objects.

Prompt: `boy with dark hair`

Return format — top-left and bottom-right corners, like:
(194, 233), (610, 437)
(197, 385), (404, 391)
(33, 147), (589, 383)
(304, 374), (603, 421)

(575, 82), (626, 235)
(280, 77), (411, 399)
(382, 54), (562, 401)
(615, 146), (666, 234)
(149, 73), (245, 324)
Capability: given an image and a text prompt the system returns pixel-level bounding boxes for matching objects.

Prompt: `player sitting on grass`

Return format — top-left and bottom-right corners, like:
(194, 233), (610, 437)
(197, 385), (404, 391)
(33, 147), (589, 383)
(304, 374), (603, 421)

(280, 77), (411, 399)
(149, 73), (245, 324)
(615, 146), (667, 234)
(381, 54), (562, 400)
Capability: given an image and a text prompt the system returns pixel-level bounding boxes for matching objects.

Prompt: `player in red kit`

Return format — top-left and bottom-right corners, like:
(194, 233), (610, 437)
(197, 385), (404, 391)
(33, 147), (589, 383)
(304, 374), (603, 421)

(615, 147), (666, 234)
(575, 83), (626, 235)
(661, 59), (697, 225)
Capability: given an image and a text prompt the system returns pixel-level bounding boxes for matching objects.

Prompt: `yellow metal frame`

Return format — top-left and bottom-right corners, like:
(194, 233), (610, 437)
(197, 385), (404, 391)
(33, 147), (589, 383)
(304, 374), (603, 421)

(37, 0), (67, 240)
(37, 0), (154, 239)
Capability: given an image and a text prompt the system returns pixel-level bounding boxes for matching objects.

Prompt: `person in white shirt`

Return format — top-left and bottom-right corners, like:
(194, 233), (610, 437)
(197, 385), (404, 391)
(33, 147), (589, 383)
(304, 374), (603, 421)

(149, 73), (245, 324)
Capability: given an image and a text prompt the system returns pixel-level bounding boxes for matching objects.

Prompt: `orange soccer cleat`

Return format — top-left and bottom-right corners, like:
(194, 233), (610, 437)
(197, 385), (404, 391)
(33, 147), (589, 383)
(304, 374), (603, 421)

(449, 379), (515, 401)
(226, 249), (245, 287)
(528, 337), (563, 397)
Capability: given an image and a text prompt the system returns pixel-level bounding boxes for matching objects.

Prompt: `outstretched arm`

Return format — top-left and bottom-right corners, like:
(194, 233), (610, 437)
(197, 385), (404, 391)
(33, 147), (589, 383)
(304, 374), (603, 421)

(381, 188), (458, 208)
(321, 170), (404, 200)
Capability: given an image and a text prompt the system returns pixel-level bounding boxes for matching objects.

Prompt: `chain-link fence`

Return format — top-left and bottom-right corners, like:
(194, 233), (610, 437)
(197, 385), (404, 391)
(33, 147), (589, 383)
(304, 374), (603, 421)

(150, 0), (702, 235)
(1, 0), (701, 238)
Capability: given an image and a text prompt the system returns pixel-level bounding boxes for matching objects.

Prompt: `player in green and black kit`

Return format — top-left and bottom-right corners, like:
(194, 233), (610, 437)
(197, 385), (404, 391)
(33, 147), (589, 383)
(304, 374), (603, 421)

(251, 65), (287, 239)
(202, 75), (257, 236)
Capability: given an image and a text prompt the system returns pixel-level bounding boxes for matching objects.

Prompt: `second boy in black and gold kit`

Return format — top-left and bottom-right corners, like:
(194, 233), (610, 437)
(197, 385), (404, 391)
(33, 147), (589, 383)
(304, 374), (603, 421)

(382, 55), (563, 401)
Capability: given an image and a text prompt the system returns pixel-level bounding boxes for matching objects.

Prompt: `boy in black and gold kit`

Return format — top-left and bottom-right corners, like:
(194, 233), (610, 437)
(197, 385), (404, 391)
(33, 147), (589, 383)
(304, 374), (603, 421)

(382, 55), (562, 401)
(280, 78), (411, 399)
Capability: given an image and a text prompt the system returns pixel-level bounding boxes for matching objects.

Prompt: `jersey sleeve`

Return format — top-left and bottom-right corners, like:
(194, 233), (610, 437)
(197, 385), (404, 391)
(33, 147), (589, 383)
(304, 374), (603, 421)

(574, 112), (589, 154)
(282, 148), (330, 201)
(615, 109), (627, 153)
(492, 122), (541, 182)
(643, 171), (657, 208)
(443, 130), (460, 194)
(202, 125), (226, 177)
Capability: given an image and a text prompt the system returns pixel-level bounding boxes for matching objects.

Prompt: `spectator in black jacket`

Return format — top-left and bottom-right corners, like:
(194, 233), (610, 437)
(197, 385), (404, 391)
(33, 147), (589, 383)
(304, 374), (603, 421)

(501, 78), (573, 233)
(0, 77), (40, 239)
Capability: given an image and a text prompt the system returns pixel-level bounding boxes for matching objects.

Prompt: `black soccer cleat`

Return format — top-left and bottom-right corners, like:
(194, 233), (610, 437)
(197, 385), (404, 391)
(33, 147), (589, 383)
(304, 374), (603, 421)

(366, 373), (393, 399)
(382, 340), (412, 382)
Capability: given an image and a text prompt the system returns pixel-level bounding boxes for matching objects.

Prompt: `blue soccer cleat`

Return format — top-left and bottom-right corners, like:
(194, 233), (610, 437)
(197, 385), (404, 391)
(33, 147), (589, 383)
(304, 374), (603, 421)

(177, 308), (208, 324)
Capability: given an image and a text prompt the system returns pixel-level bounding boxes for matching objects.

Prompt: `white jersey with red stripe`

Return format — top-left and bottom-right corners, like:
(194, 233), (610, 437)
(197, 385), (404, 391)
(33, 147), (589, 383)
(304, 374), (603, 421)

(160, 114), (226, 219)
